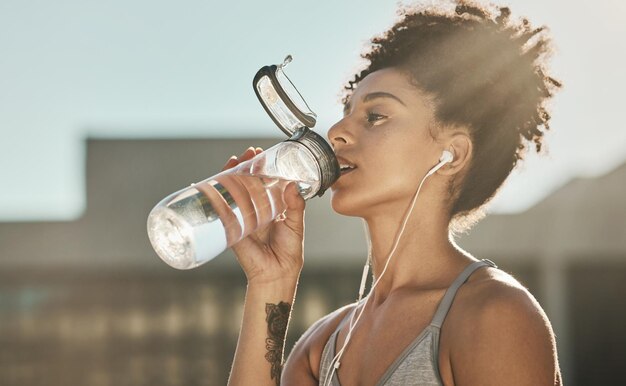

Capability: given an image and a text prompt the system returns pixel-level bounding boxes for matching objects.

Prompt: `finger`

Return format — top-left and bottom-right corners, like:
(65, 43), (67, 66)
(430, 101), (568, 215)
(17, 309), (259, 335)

(194, 180), (243, 245)
(222, 155), (238, 171)
(245, 174), (273, 232)
(281, 182), (305, 236)
(215, 174), (258, 237)
(240, 146), (256, 161)
(250, 148), (267, 176)
(224, 147), (255, 174)
(255, 147), (263, 154)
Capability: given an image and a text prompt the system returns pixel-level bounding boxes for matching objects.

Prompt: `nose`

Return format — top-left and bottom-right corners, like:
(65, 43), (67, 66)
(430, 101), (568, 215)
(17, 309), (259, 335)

(327, 117), (353, 150)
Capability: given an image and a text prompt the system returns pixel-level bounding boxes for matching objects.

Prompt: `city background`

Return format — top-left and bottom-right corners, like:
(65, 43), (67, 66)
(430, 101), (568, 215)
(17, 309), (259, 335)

(1, 1), (625, 385)
(1, 137), (624, 385)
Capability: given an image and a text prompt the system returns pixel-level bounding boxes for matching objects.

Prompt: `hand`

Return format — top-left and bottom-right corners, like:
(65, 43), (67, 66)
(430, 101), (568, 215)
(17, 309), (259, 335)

(221, 146), (306, 285)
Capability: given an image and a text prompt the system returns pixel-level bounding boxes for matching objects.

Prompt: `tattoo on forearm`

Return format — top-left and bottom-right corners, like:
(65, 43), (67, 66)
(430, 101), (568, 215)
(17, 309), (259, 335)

(265, 301), (291, 385)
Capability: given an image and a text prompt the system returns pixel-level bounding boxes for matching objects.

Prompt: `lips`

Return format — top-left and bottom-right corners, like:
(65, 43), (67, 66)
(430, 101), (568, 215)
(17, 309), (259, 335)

(340, 168), (356, 176)
(336, 155), (357, 177)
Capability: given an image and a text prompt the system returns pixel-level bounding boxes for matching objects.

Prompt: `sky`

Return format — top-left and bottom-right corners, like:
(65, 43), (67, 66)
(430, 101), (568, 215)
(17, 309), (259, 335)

(0, 0), (625, 221)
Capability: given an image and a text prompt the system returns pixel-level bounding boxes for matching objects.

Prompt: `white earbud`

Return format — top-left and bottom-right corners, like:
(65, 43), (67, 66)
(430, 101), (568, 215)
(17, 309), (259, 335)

(439, 149), (454, 164)
(426, 149), (454, 177)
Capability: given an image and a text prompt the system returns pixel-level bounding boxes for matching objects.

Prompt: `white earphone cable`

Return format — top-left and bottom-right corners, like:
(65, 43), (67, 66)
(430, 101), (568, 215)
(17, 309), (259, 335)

(323, 155), (450, 386)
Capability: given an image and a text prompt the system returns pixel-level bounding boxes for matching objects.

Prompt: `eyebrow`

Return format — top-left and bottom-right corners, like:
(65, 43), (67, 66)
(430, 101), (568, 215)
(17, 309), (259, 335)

(343, 91), (407, 115)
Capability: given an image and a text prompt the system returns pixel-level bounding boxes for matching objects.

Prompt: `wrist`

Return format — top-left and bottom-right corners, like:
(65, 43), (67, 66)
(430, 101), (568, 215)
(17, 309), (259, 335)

(247, 272), (300, 287)
(246, 277), (299, 308)
(247, 275), (299, 290)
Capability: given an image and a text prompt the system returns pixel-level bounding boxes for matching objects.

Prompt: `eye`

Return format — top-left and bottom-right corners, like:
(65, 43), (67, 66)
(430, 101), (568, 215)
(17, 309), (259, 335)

(366, 112), (387, 125)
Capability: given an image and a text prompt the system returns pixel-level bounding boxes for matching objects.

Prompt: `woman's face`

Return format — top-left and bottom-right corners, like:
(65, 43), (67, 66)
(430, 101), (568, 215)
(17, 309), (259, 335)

(328, 67), (444, 218)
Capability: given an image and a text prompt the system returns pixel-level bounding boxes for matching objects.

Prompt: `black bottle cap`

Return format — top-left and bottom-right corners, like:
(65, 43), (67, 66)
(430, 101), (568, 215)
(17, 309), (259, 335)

(286, 127), (339, 197)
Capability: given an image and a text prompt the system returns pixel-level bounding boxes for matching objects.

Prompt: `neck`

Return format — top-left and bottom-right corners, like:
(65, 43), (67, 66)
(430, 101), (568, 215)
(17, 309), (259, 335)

(362, 197), (469, 307)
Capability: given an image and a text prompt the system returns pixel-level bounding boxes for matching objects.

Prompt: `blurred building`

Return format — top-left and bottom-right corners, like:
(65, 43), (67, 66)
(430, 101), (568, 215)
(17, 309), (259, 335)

(0, 138), (624, 386)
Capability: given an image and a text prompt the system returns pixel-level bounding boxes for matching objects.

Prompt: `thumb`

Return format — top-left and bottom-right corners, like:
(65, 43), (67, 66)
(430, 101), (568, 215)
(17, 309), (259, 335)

(281, 181), (305, 234)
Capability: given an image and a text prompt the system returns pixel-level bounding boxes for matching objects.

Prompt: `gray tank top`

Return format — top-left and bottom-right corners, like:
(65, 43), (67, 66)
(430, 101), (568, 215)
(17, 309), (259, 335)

(318, 259), (497, 386)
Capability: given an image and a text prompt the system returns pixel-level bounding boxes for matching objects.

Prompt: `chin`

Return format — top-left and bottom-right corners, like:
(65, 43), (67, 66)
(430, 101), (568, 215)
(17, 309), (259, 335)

(329, 188), (369, 218)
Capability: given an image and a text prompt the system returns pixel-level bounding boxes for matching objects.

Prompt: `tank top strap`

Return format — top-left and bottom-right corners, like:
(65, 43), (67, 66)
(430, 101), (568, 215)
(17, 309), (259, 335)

(430, 259), (497, 329)
(332, 298), (366, 336)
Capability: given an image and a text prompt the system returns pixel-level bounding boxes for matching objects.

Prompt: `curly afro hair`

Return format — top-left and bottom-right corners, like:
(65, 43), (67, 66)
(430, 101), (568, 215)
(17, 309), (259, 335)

(340, 0), (562, 235)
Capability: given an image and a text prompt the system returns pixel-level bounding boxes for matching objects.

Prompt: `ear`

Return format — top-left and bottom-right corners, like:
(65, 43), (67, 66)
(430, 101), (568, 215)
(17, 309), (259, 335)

(437, 131), (472, 176)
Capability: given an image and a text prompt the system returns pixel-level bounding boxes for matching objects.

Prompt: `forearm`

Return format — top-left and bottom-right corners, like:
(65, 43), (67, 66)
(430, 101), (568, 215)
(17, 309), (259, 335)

(228, 278), (298, 386)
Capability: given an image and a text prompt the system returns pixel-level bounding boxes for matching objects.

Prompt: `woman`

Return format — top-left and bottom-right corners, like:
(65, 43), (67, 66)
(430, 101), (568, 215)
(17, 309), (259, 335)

(227, 1), (562, 385)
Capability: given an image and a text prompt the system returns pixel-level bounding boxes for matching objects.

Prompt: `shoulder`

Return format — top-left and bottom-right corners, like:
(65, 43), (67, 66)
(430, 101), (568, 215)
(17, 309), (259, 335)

(282, 303), (355, 384)
(456, 265), (544, 320)
(446, 265), (561, 385)
(296, 302), (355, 360)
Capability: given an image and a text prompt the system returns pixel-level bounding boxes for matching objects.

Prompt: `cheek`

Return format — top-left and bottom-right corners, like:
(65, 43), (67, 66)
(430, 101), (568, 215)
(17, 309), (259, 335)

(328, 129), (431, 214)
(329, 161), (419, 216)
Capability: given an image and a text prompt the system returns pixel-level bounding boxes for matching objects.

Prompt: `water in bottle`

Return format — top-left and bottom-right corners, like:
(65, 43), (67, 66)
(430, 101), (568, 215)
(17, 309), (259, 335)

(147, 163), (316, 269)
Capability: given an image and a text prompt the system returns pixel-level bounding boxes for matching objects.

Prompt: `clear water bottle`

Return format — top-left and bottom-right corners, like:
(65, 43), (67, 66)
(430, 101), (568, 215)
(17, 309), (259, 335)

(147, 127), (339, 269)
